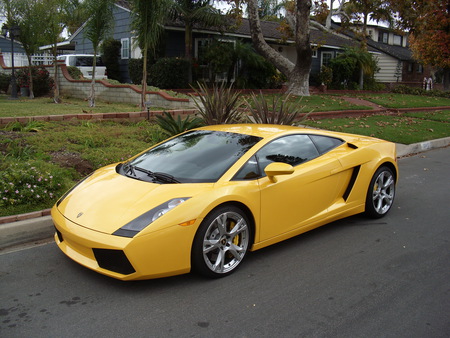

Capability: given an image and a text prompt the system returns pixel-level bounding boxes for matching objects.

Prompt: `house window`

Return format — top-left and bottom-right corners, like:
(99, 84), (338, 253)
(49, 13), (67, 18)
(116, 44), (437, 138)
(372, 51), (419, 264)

(121, 38), (130, 59)
(195, 38), (211, 80)
(312, 50), (318, 58)
(408, 63), (413, 73)
(378, 32), (389, 44)
(393, 35), (402, 46)
(321, 51), (334, 67)
(416, 64), (423, 73)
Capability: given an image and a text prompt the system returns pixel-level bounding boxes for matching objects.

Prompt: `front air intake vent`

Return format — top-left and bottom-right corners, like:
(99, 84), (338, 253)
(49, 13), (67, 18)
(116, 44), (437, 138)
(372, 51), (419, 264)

(93, 249), (136, 275)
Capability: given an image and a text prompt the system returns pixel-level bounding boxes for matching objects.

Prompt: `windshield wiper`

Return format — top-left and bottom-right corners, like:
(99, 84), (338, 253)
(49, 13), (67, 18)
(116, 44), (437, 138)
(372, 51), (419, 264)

(124, 163), (137, 177)
(133, 166), (180, 183)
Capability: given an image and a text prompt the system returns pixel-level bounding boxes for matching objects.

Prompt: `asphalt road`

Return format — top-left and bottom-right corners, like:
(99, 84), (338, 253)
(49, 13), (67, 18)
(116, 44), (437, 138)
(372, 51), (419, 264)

(1, 147), (449, 338)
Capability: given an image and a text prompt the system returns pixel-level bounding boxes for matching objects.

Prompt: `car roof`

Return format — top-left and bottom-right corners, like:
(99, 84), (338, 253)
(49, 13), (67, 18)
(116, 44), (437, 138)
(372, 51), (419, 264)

(196, 124), (310, 138)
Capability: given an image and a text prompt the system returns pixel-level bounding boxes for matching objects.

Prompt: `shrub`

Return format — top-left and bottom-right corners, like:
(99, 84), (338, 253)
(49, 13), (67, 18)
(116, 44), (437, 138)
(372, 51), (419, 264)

(67, 66), (84, 80)
(244, 92), (309, 125)
(101, 38), (122, 82)
(128, 57), (157, 85)
(149, 58), (190, 89)
(329, 56), (357, 89)
(15, 66), (54, 96)
(392, 84), (450, 98)
(155, 111), (204, 136)
(318, 66), (333, 86)
(191, 82), (243, 124)
(0, 72), (11, 93)
(0, 161), (70, 207)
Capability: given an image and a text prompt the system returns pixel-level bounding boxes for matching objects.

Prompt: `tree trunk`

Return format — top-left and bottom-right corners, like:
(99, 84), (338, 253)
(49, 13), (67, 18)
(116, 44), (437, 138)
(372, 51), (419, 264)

(247, 0), (312, 96)
(52, 43), (60, 103)
(185, 23), (193, 84)
(443, 67), (450, 91)
(89, 51), (97, 107)
(141, 47), (148, 110)
(27, 55), (34, 99)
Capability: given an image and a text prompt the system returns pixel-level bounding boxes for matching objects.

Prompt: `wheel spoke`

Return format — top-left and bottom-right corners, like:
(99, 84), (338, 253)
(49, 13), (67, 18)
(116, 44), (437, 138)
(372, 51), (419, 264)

(212, 249), (225, 272)
(228, 218), (246, 236)
(203, 239), (220, 254)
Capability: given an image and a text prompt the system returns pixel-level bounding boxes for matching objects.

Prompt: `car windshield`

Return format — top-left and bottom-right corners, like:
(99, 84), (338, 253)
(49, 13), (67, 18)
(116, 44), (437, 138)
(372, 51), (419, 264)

(124, 130), (262, 183)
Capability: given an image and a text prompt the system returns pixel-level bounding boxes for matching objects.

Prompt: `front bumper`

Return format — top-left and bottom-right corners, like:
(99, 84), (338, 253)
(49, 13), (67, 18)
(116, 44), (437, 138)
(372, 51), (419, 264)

(51, 206), (198, 280)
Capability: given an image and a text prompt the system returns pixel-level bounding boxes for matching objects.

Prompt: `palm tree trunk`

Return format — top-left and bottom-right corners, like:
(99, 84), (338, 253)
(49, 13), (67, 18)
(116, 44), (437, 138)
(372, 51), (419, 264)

(27, 55), (34, 99)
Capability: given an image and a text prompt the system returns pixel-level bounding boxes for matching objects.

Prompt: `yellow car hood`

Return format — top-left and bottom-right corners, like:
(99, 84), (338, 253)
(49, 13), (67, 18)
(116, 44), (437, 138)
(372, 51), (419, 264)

(57, 165), (210, 234)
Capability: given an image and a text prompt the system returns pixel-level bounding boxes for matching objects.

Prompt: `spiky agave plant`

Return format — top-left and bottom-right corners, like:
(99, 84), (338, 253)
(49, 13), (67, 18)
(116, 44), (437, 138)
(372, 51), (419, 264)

(191, 82), (243, 125)
(155, 111), (204, 137)
(244, 92), (311, 125)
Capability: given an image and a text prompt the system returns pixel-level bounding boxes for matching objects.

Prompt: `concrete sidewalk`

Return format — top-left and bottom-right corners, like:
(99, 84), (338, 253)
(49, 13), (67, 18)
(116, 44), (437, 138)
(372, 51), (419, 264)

(1, 136), (449, 251)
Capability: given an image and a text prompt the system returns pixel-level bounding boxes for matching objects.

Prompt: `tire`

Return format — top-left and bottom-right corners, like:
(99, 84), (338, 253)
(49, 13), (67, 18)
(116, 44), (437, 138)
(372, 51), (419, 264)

(365, 166), (396, 218)
(192, 205), (251, 278)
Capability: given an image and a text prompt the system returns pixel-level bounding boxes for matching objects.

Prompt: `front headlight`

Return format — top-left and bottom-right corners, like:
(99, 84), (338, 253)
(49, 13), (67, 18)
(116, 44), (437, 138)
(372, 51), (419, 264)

(112, 197), (190, 238)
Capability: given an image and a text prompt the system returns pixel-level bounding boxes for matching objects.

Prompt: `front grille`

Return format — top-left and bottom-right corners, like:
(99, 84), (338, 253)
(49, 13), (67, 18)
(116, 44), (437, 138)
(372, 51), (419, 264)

(93, 249), (136, 275)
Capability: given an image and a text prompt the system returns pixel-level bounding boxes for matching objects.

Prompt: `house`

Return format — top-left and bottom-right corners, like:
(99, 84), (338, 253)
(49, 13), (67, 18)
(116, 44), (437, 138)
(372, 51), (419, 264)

(50, 1), (422, 88)
(333, 23), (431, 86)
(0, 35), (26, 67)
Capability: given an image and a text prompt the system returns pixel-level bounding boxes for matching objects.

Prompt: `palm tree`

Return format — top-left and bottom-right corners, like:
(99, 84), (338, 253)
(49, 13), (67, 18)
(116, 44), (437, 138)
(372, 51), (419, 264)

(170, 0), (223, 83)
(129, 0), (170, 109)
(84, 0), (114, 107)
(15, 0), (47, 99)
(340, 47), (378, 89)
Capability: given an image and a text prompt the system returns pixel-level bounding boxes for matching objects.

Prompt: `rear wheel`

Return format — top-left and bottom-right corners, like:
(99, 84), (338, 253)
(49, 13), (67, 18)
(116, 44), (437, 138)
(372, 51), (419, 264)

(192, 206), (251, 278)
(365, 166), (396, 218)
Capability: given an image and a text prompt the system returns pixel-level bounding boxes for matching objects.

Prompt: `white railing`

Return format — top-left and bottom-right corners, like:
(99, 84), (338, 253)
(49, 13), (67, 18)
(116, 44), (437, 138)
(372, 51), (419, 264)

(1, 52), (54, 67)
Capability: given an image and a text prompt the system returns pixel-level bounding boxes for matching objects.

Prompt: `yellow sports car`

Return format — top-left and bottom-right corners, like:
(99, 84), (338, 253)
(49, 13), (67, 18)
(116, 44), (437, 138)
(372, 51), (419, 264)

(52, 124), (398, 280)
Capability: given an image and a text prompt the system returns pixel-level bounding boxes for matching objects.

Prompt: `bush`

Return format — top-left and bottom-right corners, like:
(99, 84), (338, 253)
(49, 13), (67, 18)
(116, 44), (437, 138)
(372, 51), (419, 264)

(191, 82), (243, 124)
(329, 56), (357, 89)
(15, 66), (54, 96)
(0, 161), (70, 207)
(318, 66), (333, 86)
(67, 66), (84, 80)
(149, 58), (190, 89)
(101, 38), (122, 82)
(392, 84), (450, 98)
(237, 59), (284, 89)
(128, 57), (157, 85)
(0, 72), (11, 93)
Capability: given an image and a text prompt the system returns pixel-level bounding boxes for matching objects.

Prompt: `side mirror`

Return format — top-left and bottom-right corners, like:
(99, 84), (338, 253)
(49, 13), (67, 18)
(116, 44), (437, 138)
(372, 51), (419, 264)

(264, 162), (294, 183)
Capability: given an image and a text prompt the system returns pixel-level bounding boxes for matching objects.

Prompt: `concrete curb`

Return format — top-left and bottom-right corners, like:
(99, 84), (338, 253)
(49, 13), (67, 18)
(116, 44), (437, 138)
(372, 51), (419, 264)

(1, 136), (449, 251)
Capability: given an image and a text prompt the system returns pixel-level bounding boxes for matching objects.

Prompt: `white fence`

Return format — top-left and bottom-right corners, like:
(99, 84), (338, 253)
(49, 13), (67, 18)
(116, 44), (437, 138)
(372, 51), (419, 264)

(1, 52), (53, 67)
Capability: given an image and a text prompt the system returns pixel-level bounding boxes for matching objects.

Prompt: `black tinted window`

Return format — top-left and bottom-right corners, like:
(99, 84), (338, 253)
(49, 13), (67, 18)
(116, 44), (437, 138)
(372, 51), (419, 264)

(256, 135), (320, 171)
(75, 56), (105, 66)
(310, 135), (343, 154)
(127, 130), (262, 183)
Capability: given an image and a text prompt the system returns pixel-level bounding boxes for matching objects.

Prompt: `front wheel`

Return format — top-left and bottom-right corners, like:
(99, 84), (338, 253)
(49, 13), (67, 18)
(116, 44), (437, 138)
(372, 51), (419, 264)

(192, 205), (251, 278)
(365, 166), (396, 218)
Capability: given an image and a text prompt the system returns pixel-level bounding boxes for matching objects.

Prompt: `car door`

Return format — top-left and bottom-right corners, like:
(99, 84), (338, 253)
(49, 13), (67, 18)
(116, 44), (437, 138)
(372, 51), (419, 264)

(256, 134), (344, 242)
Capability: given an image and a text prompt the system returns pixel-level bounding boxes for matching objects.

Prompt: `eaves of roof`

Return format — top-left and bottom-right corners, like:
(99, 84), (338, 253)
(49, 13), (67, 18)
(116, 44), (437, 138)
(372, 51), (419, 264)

(165, 17), (377, 51)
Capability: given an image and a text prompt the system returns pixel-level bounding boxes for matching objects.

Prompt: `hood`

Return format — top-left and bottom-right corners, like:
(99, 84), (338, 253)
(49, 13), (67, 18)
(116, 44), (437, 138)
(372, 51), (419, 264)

(57, 165), (212, 234)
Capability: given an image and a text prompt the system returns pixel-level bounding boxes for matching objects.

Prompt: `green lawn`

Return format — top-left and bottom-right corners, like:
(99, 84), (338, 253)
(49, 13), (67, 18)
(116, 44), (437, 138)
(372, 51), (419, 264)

(0, 95), (142, 118)
(352, 93), (450, 109)
(242, 93), (371, 112)
(303, 110), (450, 144)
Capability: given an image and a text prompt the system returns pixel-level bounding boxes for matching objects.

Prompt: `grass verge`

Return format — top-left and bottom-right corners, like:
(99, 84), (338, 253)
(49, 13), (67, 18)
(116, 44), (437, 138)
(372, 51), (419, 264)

(353, 93), (450, 108)
(304, 110), (449, 144)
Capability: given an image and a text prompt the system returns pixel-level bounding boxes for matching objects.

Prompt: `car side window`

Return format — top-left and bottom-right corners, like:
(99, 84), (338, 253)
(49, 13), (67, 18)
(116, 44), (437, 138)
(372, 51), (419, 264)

(233, 134), (321, 180)
(310, 135), (344, 154)
(256, 135), (320, 171)
(233, 155), (261, 180)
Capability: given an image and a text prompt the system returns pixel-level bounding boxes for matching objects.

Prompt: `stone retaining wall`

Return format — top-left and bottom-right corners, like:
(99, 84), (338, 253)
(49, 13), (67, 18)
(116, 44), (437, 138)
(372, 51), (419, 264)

(0, 53), (196, 109)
